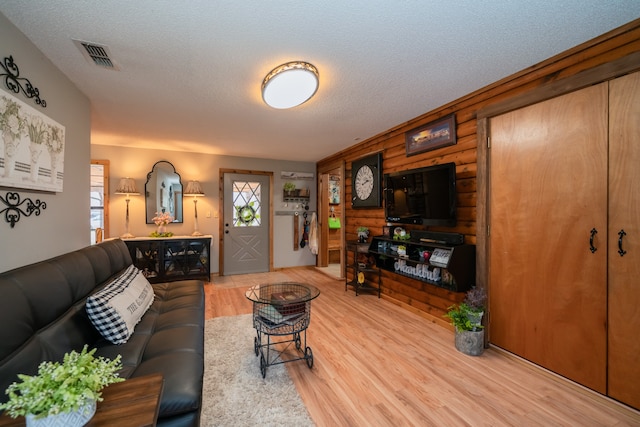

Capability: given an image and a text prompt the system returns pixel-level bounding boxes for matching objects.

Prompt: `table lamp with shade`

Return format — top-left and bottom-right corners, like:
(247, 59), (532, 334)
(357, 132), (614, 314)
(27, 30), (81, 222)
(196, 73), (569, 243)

(115, 177), (139, 239)
(184, 180), (205, 236)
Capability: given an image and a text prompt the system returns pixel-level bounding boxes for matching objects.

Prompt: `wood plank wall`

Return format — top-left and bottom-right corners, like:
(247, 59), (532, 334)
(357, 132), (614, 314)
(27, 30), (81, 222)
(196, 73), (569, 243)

(316, 18), (640, 324)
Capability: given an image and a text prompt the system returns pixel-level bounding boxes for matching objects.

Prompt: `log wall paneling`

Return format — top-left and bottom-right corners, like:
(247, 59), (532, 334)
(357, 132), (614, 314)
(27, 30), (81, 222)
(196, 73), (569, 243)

(316, 19), (640, 324)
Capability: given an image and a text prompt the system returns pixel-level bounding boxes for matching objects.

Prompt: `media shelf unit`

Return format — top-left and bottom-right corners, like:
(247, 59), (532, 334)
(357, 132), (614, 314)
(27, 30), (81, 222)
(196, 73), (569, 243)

(368, 235), (475, 292)
(345, 241), (381, 297)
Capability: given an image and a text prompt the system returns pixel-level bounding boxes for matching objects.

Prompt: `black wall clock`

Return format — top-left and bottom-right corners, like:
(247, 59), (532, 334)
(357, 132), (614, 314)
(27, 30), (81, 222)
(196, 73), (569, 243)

(351, 153), (382, 208)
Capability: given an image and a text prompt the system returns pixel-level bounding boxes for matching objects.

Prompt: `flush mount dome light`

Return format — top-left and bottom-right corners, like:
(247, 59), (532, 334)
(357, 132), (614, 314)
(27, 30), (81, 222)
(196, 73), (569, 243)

(262, 61), (319, 109)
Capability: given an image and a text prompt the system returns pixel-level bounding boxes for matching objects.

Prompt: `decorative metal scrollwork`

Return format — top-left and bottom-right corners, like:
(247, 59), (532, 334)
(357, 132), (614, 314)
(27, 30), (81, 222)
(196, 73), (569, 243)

(0, 191), (47, 228)
(1, 55), (47, 107)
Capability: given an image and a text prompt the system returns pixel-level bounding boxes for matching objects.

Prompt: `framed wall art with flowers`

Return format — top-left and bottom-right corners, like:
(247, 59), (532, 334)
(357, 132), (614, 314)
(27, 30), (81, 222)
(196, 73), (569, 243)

(0, 92), (65, 192)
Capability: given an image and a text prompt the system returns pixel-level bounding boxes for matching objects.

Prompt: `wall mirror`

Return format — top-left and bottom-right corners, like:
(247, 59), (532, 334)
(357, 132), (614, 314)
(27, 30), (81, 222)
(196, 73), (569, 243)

(145, 161), (183, 224)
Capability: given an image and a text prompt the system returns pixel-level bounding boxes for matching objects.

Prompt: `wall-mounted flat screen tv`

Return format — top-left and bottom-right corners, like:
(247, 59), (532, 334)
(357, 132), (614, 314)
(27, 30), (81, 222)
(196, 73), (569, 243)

(384, 162), (457, 227)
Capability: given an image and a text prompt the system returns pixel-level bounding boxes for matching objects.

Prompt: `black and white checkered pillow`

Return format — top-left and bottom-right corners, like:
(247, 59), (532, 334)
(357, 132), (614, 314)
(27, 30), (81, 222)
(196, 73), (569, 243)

(86, 265), (154, 344)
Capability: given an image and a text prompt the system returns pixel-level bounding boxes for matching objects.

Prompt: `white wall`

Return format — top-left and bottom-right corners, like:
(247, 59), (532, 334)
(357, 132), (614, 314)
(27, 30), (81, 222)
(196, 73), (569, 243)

(0, 14), (91, 273)
(91, 145), (317, 273)
(0, 13), (316, 274)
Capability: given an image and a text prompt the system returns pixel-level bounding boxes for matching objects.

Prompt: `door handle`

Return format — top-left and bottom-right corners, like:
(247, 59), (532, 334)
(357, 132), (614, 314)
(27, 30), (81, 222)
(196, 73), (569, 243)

(618, 229), (627, 256)
(589, 228), (598, 253)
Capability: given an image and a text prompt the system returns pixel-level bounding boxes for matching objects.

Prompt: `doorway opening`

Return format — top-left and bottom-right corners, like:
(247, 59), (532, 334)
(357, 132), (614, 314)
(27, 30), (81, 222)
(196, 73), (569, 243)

(317, 163), (344, 279)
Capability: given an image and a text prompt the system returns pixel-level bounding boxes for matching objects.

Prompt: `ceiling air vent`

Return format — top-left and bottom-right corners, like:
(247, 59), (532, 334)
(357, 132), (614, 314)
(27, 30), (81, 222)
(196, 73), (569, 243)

(72, 39), (120, 70)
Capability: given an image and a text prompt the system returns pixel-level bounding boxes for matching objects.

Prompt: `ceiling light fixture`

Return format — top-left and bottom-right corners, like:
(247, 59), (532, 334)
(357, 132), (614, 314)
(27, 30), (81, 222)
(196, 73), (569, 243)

(261, 61), (319, 109)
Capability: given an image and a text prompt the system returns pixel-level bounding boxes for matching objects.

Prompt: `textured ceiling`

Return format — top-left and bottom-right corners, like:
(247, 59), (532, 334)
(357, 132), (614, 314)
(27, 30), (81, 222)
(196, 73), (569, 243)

(1, 1), (638, 162)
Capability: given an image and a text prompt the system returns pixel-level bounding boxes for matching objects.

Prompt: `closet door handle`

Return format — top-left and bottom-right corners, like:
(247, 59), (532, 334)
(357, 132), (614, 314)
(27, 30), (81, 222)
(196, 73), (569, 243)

(589, 228), (598, 253)
(618, 229), (627, 256)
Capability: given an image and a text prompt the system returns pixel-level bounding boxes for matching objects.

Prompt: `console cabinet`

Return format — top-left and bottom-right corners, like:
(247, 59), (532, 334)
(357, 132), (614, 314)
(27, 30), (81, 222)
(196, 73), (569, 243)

(369, 235), (475, 292)
(124, 236), (211, 283)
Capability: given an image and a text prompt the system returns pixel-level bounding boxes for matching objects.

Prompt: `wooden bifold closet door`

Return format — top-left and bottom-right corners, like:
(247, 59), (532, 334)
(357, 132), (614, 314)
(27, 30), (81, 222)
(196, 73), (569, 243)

(488, 83), (609, 393)
(607, 71), (640, 409)
(488, 71), (640, 409)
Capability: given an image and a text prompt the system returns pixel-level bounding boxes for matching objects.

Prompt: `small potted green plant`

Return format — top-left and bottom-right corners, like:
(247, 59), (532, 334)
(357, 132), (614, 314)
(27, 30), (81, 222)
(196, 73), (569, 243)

(0, 345), (124, 426)
(444, 286), (487, 356)
(356, 226), (369, 243)
(283, 182), (296, 197)
(396, 244), (407, 257)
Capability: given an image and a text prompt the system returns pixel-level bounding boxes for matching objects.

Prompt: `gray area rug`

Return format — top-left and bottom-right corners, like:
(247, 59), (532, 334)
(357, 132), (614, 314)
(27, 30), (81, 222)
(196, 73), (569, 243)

(201, 314), (315, 426)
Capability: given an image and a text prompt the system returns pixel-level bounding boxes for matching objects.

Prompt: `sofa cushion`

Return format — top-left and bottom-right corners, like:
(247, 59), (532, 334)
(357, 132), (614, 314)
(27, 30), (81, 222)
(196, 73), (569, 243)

(94, 280), (205, 422)
(86, 265), (154, 344)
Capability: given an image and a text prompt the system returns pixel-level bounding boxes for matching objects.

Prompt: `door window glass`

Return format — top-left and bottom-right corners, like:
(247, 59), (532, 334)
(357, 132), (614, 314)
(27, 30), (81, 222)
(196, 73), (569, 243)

(232, 180), (261, 227)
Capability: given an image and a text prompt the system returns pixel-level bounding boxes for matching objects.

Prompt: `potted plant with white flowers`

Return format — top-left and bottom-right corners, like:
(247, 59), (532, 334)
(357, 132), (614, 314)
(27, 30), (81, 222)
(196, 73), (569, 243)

(151, 211), (174, 236)
(0, 345), (124, 427)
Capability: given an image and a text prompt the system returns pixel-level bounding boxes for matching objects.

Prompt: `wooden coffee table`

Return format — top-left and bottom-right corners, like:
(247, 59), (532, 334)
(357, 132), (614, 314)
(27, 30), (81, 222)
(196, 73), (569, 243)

(0, 373), (164, 427)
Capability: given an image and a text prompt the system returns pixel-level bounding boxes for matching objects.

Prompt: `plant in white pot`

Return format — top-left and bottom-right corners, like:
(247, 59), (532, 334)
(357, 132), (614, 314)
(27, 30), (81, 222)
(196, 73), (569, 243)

(0, 345), (124, 426)
(356, 226), (369, 243)
(463, 286), (487, 326)
(444, 286), (487, 356)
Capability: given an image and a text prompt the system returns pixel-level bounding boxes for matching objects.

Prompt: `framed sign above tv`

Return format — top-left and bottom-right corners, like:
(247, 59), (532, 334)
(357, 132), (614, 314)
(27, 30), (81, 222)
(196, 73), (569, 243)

(405, 113), (456, 156)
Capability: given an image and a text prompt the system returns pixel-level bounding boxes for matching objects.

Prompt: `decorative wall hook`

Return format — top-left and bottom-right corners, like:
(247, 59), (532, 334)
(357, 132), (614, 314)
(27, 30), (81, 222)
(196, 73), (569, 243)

(0, 191), (47, 228)
(1, 55), (47, 107)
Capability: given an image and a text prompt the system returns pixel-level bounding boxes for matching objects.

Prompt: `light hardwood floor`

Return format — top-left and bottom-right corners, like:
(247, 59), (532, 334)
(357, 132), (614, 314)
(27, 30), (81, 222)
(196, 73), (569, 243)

(205, 268), (640, 426)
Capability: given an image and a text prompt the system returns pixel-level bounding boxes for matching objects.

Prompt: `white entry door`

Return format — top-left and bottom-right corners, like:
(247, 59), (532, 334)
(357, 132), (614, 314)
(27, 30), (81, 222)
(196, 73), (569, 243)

(223, 173), (270, 275)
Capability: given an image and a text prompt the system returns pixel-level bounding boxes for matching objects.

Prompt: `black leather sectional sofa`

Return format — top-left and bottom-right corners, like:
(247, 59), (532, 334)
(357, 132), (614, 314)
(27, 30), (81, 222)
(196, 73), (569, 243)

(0, 239), (205, 426)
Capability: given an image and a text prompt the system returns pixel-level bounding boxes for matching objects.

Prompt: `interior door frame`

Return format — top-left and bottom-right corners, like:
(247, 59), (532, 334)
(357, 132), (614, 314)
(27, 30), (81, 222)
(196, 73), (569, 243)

(90, 159), (110, 241)
(218, 168), (274, 276)
(476, 53), (640, 342)
(317, 160), (345, 273)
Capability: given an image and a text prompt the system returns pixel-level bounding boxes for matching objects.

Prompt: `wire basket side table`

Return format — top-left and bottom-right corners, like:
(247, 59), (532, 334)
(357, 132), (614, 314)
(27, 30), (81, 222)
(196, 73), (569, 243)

(245, 282), (320, 378)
